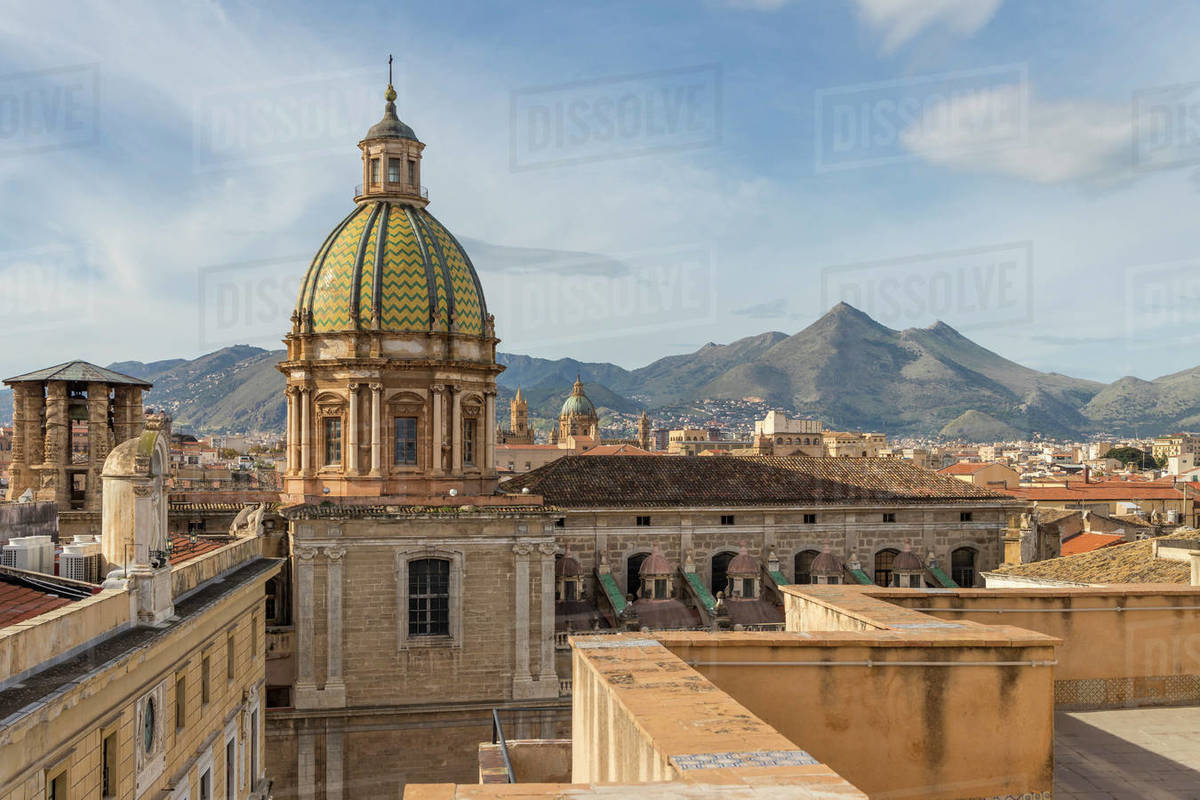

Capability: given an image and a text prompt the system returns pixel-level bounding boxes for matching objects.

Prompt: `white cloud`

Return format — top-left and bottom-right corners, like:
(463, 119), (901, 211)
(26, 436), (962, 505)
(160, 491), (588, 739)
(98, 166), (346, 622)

(901, 84), (1132, 184)
(852, 0), (1003, 53)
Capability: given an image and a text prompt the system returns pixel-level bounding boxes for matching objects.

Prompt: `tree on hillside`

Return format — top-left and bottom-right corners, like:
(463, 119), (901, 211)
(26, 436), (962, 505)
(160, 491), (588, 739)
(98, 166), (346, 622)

(1102, 446), (1159, 470)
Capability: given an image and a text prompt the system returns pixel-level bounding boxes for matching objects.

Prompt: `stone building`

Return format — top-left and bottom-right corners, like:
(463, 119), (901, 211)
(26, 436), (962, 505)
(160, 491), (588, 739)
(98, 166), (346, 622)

(497, 387), (534, 445)
(3, 361), (150, 537)
(262, 76), (1033, 797)
(0, 420), (280, 800)
(267, 78), (563, 799)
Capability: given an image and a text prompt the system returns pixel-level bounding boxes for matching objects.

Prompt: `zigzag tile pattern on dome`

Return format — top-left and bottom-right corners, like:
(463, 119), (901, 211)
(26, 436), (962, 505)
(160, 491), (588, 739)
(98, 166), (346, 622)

(296, 201), (488, 335)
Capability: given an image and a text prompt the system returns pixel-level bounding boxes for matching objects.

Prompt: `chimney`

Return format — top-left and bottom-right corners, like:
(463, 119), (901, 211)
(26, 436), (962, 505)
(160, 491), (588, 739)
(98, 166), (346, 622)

(1083, 464), (1090, 484)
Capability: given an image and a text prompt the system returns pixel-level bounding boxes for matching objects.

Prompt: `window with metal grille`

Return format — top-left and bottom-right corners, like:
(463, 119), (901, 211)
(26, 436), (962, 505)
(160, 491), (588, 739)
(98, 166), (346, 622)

(409, 559), (450, 636)
(720, 514), (735, 525)
(874, 549), (899, 587)
(323, 417), (342, 465)
(960, 511), (973, 522)
(803, 513), (817, 524)
(464, 419), (476, 465)
(635, 515), (651, 526)
(394, 416), (417, 465)
(388, 160), (401, 182)
(882, 512), (896, 523)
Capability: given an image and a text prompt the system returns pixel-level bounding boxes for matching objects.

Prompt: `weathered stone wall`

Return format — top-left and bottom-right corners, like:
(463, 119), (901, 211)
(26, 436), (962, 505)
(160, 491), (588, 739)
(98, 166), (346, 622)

(0, 500), (58, 543)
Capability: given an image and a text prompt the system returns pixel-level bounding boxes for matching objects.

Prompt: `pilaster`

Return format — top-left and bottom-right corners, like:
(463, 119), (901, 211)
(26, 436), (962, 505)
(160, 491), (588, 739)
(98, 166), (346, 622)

(512, 542), (535, 697)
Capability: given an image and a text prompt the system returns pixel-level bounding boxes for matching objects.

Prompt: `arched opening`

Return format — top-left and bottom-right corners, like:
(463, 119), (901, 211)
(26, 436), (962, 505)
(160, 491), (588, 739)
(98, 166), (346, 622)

(794, 549), (819, 584)
(874, 548), (899, 587)
(626, 552), (650, 597)
(951, 548), (977, 588)
(711, 550), (737, 595)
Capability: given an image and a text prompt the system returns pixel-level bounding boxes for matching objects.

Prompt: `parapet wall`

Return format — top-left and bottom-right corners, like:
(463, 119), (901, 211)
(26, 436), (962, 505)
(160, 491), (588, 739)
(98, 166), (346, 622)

(885, 587), (1200, 709)
(171, 535), (262, 599)
(0, 588), (131, 689)
(0, 501), (58, 543)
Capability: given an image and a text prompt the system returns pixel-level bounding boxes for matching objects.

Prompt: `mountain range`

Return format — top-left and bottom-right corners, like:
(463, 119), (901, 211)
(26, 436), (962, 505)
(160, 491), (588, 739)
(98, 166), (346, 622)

(1, 303), (1197, 440)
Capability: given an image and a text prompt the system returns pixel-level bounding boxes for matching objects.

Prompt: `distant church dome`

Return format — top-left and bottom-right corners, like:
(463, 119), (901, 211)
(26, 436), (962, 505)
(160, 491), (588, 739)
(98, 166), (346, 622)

(560, 376), (597, 418)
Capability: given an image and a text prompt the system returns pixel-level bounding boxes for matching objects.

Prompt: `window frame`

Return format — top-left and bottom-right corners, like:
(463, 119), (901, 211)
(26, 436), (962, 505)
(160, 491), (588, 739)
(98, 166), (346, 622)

(395, 547), (463, 649)
(174, 671), (187, 732)
(635, 515), (651, 527)
(960, 511), (973, 522)
(463, 417), (477, 466)
(393, 415), (418, 466)
(882, 512), (897, 523)
(407, 558), (451, 637)
(802, 513), (817, 525)
(321, 416), (343, 467)
(720, 514), (735, 526)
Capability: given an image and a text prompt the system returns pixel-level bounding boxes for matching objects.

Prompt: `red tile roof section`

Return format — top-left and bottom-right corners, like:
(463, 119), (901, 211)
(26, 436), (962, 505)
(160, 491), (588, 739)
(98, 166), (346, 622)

(1061, 532), (1126, 556)
(168, 534), (229, 565)
(0, 581), (73, 628)
(1001, 482), (1184, 501)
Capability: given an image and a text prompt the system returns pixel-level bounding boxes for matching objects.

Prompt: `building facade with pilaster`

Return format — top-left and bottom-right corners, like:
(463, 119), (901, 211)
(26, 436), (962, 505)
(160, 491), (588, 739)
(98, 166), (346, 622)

(267, 79), (564, 798)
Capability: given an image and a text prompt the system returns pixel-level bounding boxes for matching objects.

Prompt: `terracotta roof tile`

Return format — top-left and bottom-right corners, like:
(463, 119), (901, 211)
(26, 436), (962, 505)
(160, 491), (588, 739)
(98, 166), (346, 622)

(503, 455), (1013, 508)
(1061, 532), (1126, 556)
(992, 530), (1197, 584)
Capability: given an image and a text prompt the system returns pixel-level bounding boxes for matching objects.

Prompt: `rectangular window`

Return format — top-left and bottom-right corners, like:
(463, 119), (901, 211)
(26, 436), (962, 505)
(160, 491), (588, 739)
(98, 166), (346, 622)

(654, 578), (667, 599)
(200, 769), (211, 800)
(266, 686), (293, 708)
(102, 731), (117, 799)
(408, 160), (416, 184)
(828, 576), (840, 585)
(369, 158), (380, 184)
(720, 514), (735, 526)
(226, 739), (237, 799)
(960, 511), (973, 522)
(635, 516), (651, 527)
(741, 578), (755, 597)
(175, 673), (187, 730)
(47, 770), (67, 800)
(408, 559), (451, 636)
(323, 417), (342, 465)
(554, 518), (565, 528)
(563, 580), (577, 602)
(201, 653), (211, 705)
(463, 419), (476, 466)
(882, 512), (896, 523)
(387, 159), (401, 183)
(227, 631), (236, 681)
(251, 613), (258, 657)
(803, 513), (817, 524)
(394, 416), (417, 465)
(251, 709), (260, 785)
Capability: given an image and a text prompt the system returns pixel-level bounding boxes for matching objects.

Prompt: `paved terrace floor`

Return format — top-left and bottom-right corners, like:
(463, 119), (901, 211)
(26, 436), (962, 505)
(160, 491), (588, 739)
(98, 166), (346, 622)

(1056, 706), (1200, 799)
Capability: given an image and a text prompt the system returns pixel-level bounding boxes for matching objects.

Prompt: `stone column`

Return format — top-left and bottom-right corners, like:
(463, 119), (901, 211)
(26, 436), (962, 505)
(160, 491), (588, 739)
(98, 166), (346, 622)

(10, 385), (26, 469)
(325, 725), (344, 800)
(347, 384), (360, 475)
(512, 543), (534, 697)
(325, 545), (346, 693)
(300, 388), (312, 476)
(369, 383), (382, 475)
(295, 546), (317, 698)
(43, 382), (67, 465)
(538, 542), (558, 685)
(86, 382), (110, 511)
(484, 390), (497, 476)
(26, 386), (44, 466)
(451, 385), (463, 474)
(285, 388), (295, 475)
(430, 384), (444, 475)
(297, 729), (316, 800)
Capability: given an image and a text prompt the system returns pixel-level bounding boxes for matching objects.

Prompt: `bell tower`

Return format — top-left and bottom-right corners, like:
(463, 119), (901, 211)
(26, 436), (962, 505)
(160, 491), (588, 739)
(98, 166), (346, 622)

(510, 388), (528, 437)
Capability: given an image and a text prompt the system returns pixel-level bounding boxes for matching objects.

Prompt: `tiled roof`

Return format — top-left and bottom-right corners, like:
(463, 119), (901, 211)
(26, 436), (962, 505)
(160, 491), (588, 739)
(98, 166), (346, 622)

(1002, 482), (1184, 501)
(168, 534), (233, 564)
(1061, 532), (1126, 556)
(992, 530), (1197, 584)
(1035, 508), (1079, 527)
(582, 444), (658, 456)
(938, 462), (991, 475)
(0, 581), (74, 628)
(4, 360), (151, 387)
(502, 455), (1014, 508)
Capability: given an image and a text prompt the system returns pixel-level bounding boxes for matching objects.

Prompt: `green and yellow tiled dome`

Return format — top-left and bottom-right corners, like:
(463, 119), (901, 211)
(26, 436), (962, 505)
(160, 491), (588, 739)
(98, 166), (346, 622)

(295, 201), (488, 336)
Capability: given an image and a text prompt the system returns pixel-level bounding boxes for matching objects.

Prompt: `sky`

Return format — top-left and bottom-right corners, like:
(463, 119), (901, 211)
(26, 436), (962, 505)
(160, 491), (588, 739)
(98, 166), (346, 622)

(2, 0), (1200, 383)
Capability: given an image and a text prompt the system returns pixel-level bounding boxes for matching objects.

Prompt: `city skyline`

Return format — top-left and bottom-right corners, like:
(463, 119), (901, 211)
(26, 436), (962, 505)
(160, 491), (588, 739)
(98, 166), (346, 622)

(3, 1), (1200, 384)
